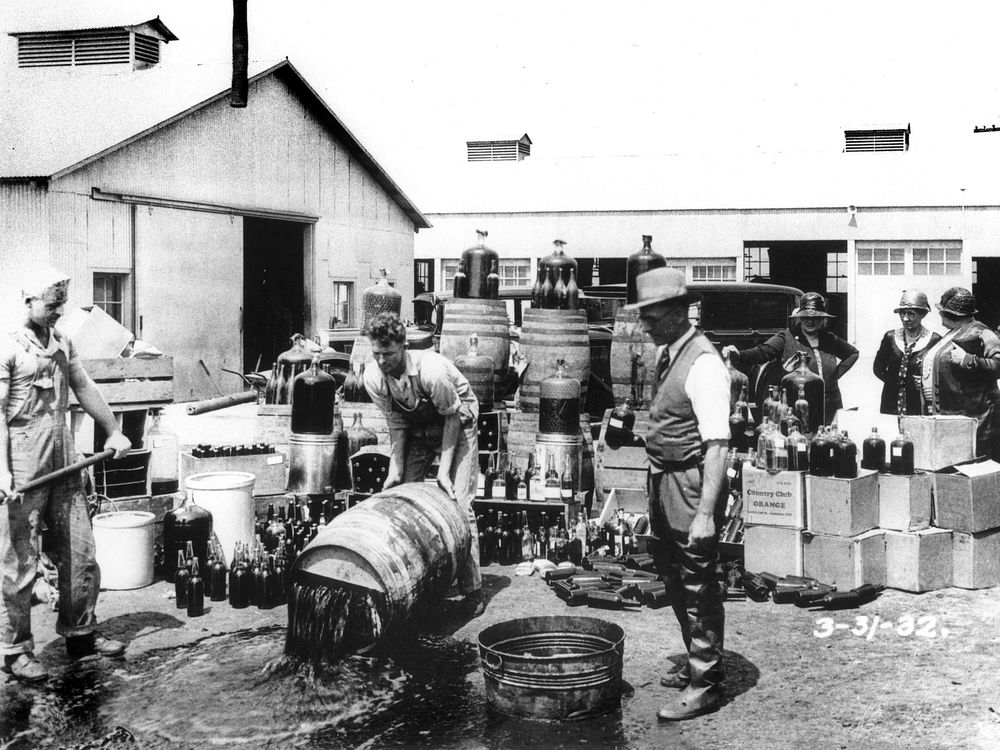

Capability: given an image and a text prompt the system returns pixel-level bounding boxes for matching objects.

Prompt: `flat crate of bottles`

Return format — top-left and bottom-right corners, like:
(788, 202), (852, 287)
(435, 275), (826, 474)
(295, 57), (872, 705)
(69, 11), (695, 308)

(181, 444), (287, 497)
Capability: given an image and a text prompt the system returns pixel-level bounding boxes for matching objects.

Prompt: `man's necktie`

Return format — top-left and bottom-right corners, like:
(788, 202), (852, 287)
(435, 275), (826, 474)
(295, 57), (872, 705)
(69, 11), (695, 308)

(655, 348), (671, 383)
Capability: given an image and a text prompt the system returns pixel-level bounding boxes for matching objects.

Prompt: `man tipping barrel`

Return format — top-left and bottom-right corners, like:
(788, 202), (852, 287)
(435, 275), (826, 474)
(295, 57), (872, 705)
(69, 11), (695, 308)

(628, 268), (730, 721)
(362, 312), (484, 618)
(0, 267), (132, 683)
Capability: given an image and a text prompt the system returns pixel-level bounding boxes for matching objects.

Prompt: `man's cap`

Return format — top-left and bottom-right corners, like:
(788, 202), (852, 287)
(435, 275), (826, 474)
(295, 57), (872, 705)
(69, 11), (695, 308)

(22, 265), (70, 302)
(623, 267), (702, 310)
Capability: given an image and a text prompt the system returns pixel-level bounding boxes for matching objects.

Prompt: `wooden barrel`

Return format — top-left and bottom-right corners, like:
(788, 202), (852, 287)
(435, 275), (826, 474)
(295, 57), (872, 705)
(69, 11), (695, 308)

(609, 308), (658, 408)
(519, 309), (590, 414)
(292, 483), (471, 650)
(439, 298), (510, 387)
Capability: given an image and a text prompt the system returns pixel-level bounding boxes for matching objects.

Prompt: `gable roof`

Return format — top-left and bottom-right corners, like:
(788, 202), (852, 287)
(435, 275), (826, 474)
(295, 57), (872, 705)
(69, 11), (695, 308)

(0, 58), (430, 229)
(8, 16), (178, 41)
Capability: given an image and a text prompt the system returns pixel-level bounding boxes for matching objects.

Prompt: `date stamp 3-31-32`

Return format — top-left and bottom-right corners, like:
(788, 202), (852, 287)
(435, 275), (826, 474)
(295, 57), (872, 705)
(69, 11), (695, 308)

(814, 614), (948, 640)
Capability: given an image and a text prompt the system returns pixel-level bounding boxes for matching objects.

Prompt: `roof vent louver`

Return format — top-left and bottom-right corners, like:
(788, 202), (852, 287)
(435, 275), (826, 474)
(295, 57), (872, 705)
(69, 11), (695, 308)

(466, 133), (532, 162)
(844, 124), (910, 153)
(11, 18), (175, 70)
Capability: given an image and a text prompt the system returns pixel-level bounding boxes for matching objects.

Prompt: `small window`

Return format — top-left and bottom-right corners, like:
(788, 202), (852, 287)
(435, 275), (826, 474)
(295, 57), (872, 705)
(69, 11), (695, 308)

(857, 247), (904, 276)
(93, 273), (127, 323)
(414, 260), (433, 295)
(331, 282), (354, 327)
(913, 247), (961, 275)
(500, 259), (531, 287)
(441, 259), (460, 294)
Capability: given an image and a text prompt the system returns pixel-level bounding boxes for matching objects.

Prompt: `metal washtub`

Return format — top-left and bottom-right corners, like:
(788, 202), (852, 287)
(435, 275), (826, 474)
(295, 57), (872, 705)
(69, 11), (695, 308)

(478, 615), (625, 720)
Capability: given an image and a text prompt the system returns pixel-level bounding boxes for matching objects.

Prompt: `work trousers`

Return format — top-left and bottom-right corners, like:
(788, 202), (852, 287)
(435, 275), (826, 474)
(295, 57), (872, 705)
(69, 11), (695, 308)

(401, 421), (482, 594)
(647, 468), (725, 695)
(1, 418), (99, 655)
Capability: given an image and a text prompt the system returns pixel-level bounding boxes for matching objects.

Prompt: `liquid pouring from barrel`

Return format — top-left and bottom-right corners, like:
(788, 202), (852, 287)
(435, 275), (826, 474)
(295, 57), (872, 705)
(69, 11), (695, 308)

(286, 483), (472, 664)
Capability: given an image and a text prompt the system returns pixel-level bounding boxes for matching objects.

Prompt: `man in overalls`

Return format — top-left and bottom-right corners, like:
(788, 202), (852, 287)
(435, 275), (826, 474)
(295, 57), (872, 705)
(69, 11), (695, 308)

(0, 268), (132, 683)
(362, 312), (484, 617)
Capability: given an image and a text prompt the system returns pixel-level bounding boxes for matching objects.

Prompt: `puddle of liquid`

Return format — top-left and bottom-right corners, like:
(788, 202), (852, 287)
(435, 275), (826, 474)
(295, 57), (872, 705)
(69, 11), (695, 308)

(0, 628), (631, 749)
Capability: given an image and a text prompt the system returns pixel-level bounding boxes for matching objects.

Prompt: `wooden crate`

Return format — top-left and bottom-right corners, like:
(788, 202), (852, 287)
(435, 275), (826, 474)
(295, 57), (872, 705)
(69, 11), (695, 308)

(70, 357), (174, 409)
(594, 407), (650, 498)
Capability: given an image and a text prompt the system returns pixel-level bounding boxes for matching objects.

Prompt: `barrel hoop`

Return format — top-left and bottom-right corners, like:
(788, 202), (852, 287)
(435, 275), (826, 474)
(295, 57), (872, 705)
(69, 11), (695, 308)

(482, 668), (620, 690)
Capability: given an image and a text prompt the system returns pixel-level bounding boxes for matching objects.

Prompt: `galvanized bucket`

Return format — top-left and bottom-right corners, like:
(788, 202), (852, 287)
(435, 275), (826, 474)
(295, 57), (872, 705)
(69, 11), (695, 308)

(478, 615), (625, 720)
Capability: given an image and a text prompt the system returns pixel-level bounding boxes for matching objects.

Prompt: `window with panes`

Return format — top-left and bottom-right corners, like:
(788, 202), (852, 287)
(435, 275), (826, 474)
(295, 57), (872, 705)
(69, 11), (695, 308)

(93, 273), (127, 323)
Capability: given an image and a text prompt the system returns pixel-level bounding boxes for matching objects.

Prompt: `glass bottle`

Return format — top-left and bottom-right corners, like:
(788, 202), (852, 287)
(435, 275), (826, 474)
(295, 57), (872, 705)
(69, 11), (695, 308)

(492, 454), (507, 497)
(544, 454), (560, 501)
(486, 259), (500, 301)
(229, 546), (250, 609)
(516, 472), (528, 501)
(540, 266), (554, 309)
(763, 386), (778, 425)
(835, 431), (858, 479)
(187, 558), (205, 617)
(505, 455), (519, 500)
(794, 385), (811, 435)
(890, 432), (915, 475)
(174, 551), (190, 609)
(482, 453), (495, 499)
(606, 399), (636, 450)
(524, 453), (537, 501)
(756, 418), (772, 469)
(729, 385), (749, 453)
(452, 260), (469, 299)
(725, 352), (750, 412)
(566, 267), (580, 311)
(290, 355), (336, 435)
(560, 456), (575, 503)
(787, 424), (809, 472)
(345, 412), (378, 457)
(210, 551), (228, 603)
(626, 234), (667, 305)
(264, 361), (280, 405)
(148, 408), (179, 495)
(861, 427), (886, 472)
(162, 493), (212, 583)
(521, 511), (534, 561)
(810, 427), (834, 477)
(531, 264), (545, 308)
(275, 362), (290, 406)
(771, 427), (788, 472)
(553, 268), (568, 309)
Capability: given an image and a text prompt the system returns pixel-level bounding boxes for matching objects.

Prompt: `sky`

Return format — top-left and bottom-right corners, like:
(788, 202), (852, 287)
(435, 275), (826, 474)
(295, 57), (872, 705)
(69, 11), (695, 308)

(4, 0), (1000, 204)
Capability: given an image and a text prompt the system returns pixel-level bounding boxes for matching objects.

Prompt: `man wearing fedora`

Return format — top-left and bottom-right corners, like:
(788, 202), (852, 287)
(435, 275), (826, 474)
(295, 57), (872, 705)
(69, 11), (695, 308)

(921, 287), (1000, 460)
(627, 267), (730, 721)
(723, 291), (858, 426)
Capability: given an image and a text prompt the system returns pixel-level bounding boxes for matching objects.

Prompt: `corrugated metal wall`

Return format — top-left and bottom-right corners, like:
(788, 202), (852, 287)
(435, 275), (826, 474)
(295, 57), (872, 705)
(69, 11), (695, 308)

(0, 182), (50, 326)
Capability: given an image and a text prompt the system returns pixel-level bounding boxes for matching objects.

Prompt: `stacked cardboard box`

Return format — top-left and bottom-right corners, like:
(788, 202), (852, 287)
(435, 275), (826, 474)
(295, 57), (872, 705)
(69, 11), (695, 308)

(742, 462), (805, 577)
(933, 458), (1000, 589)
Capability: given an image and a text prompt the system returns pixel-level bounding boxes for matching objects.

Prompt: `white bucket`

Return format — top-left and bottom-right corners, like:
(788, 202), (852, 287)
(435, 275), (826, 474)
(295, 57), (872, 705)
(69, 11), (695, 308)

(184, 471), (256, 564)
(93, 511), (156, 590)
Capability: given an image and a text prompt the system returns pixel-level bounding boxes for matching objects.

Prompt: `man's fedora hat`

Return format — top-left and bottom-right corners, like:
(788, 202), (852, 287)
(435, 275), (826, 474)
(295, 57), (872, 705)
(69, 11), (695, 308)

(624, 267), (702, 310)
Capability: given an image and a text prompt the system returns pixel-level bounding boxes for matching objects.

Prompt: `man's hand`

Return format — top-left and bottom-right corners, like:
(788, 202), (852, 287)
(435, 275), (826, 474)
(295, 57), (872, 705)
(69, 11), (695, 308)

(721, 345), (739, 360)
(382, 467), (403, 491)
(104, 430), (132, 460)
(689, 511), (716, 547)
(0, 471), (15, 504)
(436, 466), (456, 500)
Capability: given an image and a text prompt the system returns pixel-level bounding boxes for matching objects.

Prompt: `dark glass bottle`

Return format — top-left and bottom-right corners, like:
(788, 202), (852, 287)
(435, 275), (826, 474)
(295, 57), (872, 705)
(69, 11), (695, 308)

(560, 456), (574, 503)
(861, 427), (886, 472)
(452, 261), (469, 299)
(834, 431), (858, 479)
(725, 353), (750, 413)
(210, 553), (228, 602)
(460, 229), (499, 299)
(203, 541), (217, 599)
(275, 362), (290, 406)
(729, 385), (749, 453)
(531, 264), (545, 308)
(187, 558), (205, 617)
(793, 385), (812, 435)
(809, 427), (834, 477)
(291, 355), (336, 434)
(174, 551), (190, 609)
(625, 234), (667, 306)
(264, 361), (280, 405)
(890, 432), (915, 475)
(254, 554), (272, 610)
(477, 515), (488, 566)
(524, 453), (537, 502)
(229, 546), (250, 609)
(782, 352), (824, 431)
(162, 494), (212, 584)
(539, 266), (554, 309)
(554, 269), (568, 309)
(606, 399), (636, 450)
(483, 454), (496, 499)
(346, 412), (378, 457)
(539, 359), (580, 435)
(486, 259), (500, 301)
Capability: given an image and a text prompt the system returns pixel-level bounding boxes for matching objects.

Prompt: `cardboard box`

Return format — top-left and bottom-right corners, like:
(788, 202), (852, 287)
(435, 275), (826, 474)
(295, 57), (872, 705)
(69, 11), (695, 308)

(953, 529), (1000, 589)
(884, 528), (953, 593)
(933, 459), (1000, 533)
(596, 487), (647, 525)
(56, 305), (133, 359)
(742, 463), (806, 529)
(180, 451), (288, 496)
(899, 415), (977, 472)
(802, 530), (886, 588)
(744, 524), (803, 577)
(806, 471), (879, 537)
(878, 472), (932, 532)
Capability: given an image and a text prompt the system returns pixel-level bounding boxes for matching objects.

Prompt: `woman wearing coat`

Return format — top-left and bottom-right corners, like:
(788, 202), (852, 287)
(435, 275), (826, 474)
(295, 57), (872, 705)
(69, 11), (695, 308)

(872, 290), (940, 416)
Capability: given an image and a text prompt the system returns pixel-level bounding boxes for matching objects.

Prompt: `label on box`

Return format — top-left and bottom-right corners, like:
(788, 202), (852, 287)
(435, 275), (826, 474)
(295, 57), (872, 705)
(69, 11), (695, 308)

(610, 418), (624, 429)
(266, 455), (284, 465)
(742, 463), (806, 528)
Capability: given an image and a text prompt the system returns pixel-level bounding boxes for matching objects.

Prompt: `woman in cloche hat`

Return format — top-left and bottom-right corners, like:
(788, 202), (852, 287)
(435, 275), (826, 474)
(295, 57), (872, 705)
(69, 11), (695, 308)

(873, 290), (941, 416)
(722, 291), (859, 426)
(920, 287), (1000, 460)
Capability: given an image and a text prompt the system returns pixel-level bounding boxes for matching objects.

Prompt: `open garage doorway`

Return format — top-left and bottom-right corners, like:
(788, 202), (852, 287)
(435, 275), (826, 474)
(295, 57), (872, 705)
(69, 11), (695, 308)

(243, 217), (305, 374)
(743, 241), (848, 339)
(973, 257), (1000, 331)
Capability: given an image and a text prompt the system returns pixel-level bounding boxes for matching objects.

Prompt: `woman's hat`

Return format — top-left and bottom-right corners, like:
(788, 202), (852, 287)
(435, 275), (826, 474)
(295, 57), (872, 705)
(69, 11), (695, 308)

(790, 292), (834, 318)
(893, 290), (931, 314)
(936, 287), (977, 317)
(624, 267), (702, 310)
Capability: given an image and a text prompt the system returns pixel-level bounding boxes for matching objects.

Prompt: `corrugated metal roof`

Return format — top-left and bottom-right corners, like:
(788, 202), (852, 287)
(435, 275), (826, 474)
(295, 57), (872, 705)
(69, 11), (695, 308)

(0, 58), (429, 228)
(415, 143), (1000, 215)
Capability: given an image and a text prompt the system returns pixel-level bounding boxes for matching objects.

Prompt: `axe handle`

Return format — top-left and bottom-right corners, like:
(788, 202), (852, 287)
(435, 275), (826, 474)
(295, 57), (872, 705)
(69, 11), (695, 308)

(17, 448), (116, 495)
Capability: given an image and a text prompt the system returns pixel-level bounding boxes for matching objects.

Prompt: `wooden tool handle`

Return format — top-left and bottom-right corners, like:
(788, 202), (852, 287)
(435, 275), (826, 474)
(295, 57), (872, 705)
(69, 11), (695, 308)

(16, 448), (116, 495)
(185, 391), (257, 415)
